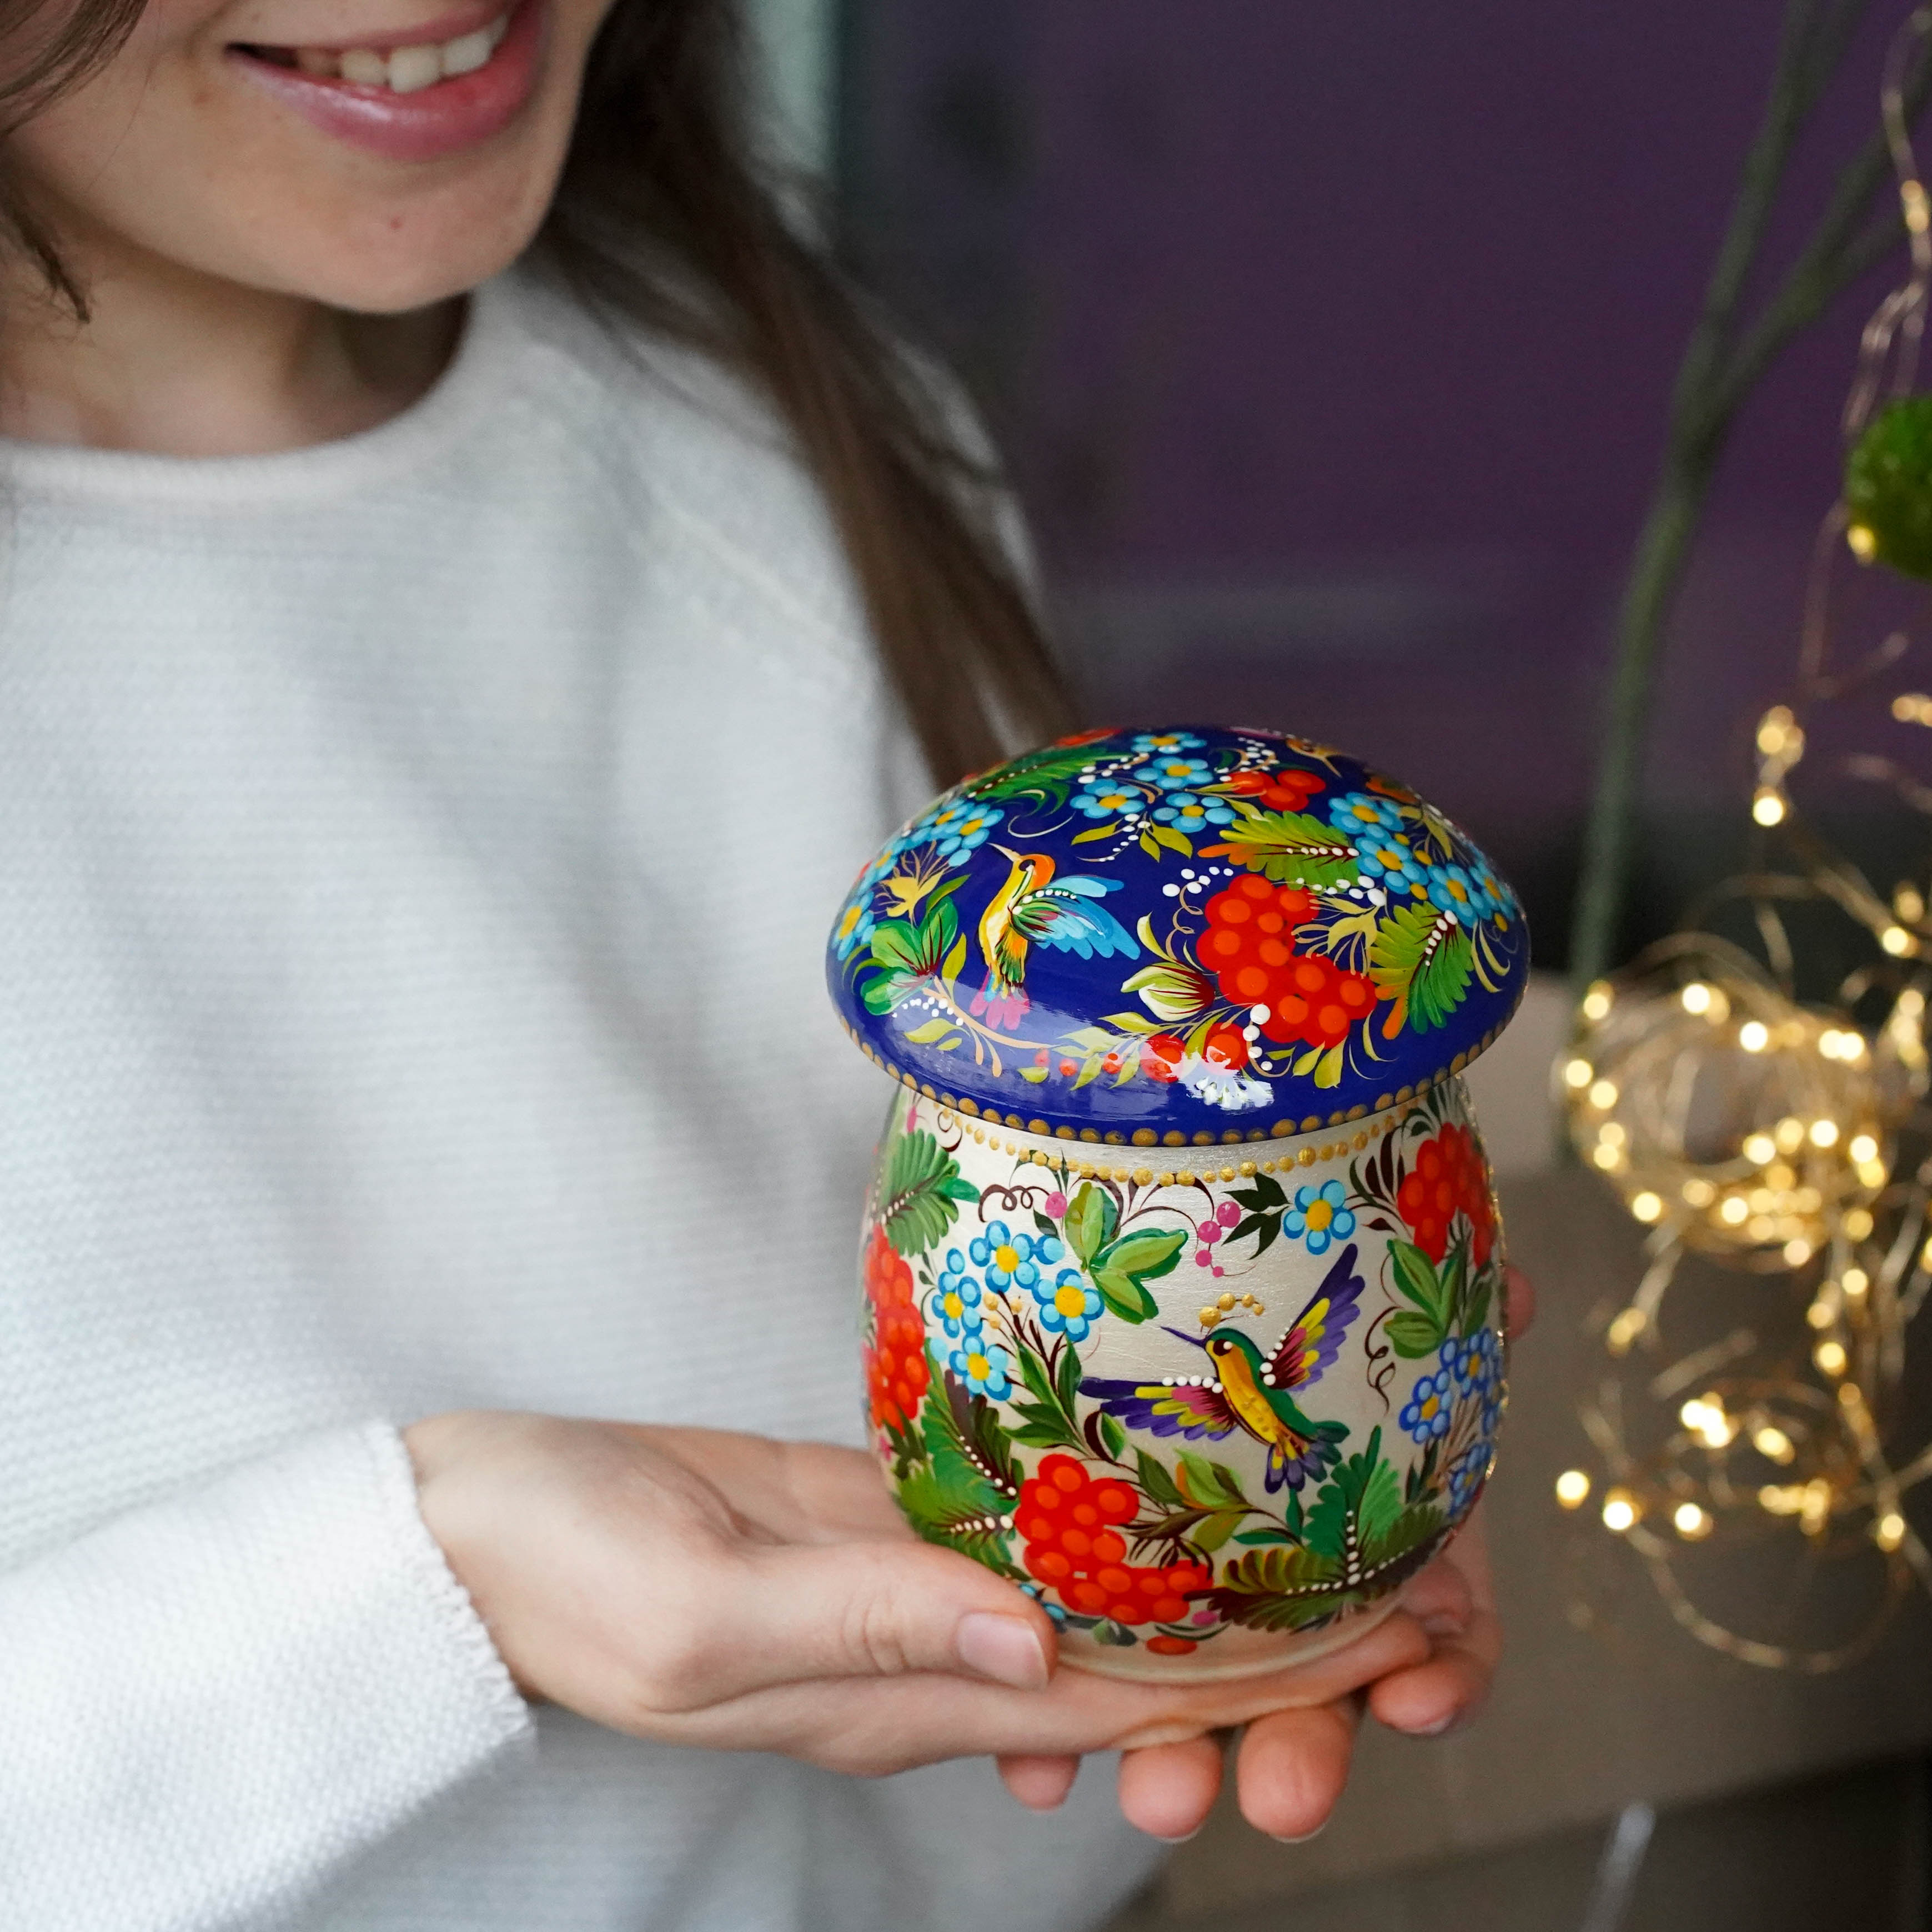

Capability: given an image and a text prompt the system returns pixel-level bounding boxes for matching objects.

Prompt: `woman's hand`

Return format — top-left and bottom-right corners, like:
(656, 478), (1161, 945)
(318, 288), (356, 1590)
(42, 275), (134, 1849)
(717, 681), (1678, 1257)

(998, 1262), (1537, 1840)
(404, 1411), (1436, 1780)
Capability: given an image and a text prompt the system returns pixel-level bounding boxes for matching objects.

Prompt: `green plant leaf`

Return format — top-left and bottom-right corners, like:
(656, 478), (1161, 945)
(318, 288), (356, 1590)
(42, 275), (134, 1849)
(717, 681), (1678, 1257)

(880, 1130), (978, 1257)
(1100, 1411), (1127, 1460)
(1217, 810), (1360, 889)
(1149, 822), (1194, 856)
(1367, 902), (1473, 1033)
(1177, 1452), (1248, 1511)
(1065, 1183), (1120, 1266)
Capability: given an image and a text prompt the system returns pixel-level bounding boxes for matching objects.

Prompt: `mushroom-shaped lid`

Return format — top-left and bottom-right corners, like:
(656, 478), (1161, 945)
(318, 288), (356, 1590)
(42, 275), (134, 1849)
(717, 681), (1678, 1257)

(827, 725), (1529, 1145)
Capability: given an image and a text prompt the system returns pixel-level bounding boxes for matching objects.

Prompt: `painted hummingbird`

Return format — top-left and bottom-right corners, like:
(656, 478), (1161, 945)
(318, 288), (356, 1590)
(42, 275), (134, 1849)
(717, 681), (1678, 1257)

(968, 846), (1138, 1030)
(1081, 1243), (1364, 1492)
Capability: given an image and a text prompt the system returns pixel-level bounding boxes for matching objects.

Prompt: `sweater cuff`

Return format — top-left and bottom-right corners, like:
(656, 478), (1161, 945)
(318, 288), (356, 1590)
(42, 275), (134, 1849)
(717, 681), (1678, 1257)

(0, 1422), (533, 1930)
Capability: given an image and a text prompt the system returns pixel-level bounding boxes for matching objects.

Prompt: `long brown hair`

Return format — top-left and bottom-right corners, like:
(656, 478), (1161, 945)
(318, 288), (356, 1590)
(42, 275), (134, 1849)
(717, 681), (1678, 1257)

(1, 0), (1067, 786)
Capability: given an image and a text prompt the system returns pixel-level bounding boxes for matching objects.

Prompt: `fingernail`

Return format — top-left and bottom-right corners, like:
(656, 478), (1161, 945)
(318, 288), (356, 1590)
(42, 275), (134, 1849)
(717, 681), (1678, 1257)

(1422, 1612), (1468, 1638)
(1151, 1825), (1203, 1844)
(1271, 1821), (1328, 1845)
(1411, 1710), (1459, 1736)
(956, 1612), (1049, 1690)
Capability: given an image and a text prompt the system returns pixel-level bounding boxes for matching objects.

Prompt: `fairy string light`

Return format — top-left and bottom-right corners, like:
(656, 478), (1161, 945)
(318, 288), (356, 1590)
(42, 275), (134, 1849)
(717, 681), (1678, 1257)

(1559, 6), (1932, 1670)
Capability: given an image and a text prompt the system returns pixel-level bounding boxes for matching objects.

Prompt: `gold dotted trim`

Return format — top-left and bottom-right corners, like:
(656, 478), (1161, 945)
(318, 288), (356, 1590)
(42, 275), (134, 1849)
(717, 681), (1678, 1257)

(836, 1010), (1509, 1179)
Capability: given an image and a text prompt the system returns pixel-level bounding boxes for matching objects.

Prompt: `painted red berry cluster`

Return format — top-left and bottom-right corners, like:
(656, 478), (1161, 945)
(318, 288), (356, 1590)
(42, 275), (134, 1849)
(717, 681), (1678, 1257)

(1200, 875), (1377, 1049)
(1396, 1122), (1496, 1266)
(862, 1226), (929, 1433)
(1017, 1454), (1209, 1645)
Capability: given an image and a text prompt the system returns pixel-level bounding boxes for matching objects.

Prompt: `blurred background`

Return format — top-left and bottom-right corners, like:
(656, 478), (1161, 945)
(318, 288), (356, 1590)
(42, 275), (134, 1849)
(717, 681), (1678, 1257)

(754, 3), (1932, 1925)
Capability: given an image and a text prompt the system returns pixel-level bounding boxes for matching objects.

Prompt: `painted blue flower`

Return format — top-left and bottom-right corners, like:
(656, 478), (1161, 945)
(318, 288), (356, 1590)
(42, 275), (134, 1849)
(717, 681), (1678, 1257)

(1072, 777), (1148, 820)
(1031, 1267), (1104, 1342)
(1151, 791), (1237, 833)
(1022, 1581), (1071, 1626)
(1131, 731), (1206, 755)
(832, 894), (880, 961)
(950, 1336), (1015, 1400)
(1425, 862), (1484, 927)
(1282, 1178), (1357, 1256)
(1467, 860), (1512, 920)
(1131, 756), (1216, 792)
(1328, 791), (1404, 837)
(1353, 830), (1427, 892)
(1401, 1371), (1453, 1444)
(931, 1250), (986, 1340)
(968, 1220), (1062, 1291)
(1446, 1439), (1494, 1516)
(928, 799), (1004, 866)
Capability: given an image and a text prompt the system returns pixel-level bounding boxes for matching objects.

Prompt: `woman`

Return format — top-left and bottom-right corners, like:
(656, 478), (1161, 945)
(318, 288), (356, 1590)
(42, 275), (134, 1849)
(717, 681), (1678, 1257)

(0, 1), (1512, 1925)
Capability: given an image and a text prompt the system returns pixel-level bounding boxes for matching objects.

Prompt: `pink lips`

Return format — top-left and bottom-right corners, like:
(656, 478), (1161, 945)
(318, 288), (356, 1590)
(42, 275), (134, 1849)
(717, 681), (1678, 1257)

(226, 0), (545, 163)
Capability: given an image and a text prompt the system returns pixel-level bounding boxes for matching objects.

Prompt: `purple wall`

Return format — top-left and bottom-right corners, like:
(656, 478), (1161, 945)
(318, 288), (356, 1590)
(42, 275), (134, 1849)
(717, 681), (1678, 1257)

(842, 2), (1923, 959)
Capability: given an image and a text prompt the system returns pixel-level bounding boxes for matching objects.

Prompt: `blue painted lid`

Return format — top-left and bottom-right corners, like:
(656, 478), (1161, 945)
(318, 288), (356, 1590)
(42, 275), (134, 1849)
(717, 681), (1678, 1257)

(827, 725), (1529, 1147)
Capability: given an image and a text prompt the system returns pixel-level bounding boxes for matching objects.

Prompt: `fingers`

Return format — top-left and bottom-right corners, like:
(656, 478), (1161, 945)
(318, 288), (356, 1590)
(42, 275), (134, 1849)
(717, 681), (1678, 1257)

(1116, 1733), (1225, 1842)
(706, 1536), (1059, 1702)
(1234, 1698), (1360, 1841)
(998, 1753), (1082, 1812)
(1504, 1263), (1536, 1339)
(1394, 1544), (1475, 1640)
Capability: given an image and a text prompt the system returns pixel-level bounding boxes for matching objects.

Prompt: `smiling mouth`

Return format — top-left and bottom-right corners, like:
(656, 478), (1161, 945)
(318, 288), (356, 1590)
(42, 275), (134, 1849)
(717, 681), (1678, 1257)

(233, 9), (511, 94)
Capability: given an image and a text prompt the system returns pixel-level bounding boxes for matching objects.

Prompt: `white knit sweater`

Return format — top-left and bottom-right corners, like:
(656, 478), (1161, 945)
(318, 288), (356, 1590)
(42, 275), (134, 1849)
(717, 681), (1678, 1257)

(0, 267), (1160, 1932)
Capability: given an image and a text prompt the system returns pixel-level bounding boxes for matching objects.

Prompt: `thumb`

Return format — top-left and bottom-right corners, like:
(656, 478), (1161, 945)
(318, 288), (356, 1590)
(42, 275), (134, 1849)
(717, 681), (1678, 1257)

(701, 1537), (1059, 1700)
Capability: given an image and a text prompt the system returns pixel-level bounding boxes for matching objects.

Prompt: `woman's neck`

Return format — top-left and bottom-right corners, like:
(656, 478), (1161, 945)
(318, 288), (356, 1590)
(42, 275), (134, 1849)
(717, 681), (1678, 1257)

(0, 218), (462, 458)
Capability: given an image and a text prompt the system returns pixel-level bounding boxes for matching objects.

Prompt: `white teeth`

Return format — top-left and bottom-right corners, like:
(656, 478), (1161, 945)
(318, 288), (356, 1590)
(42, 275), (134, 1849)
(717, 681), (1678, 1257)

(299, 12), (509, 90)
(440, 27), (491, 74)
(387, 43), (441, 92)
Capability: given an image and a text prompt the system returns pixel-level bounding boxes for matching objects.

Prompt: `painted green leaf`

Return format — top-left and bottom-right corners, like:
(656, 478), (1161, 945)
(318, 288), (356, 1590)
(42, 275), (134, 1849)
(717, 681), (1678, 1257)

(1304, 1428), (1401, 1563)
(1123, 958), (1217, 1024)
(1202, 1545), (1354, 1632)
(1148, 822), (1193, 856)
(1136, 1449), (1183, 1508)
(1360, 1500), (1446, 1576)
(1072, 822), (1120, 844)
(970, 745), (1111, 803)
(1217, 810), (1360, 889)
(1177, 1452), (1248, 1511)
(1367, 902), (1474, 1033)
(880, 1130), (978, 1257)
(1096, 1227), (1187, 1285)
(1065, 1183), (1120, 1266)
(1386, 1309), (1447, 1358)
(901, 1016), (958, 1045)
(1100, 1010), (1160, 1035)
(1388, 1240), (1447, 1322)
(922, 1367), (1022, 1508)
(1463, 1262), (1496, 1338)
(1191, 1508), (1248, 1553)
(1100, 1411), (1127, 1460)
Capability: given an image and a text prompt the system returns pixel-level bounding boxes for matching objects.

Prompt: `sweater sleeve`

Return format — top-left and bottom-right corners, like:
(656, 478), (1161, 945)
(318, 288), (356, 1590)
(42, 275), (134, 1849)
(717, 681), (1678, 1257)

(0, 1422), (534, 1930)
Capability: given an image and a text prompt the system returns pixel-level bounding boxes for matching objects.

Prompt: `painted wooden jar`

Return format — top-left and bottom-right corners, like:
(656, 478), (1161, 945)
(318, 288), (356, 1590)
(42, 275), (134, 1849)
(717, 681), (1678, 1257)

(827, 726), (1530, 1682)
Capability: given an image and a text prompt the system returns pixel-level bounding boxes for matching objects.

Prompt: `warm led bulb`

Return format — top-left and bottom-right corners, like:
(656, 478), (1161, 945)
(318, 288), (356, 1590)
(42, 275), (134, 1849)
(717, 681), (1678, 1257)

(1742, 1132), (1776, 1165)
(1588, 1078), (1618, 1110)
(1630, 1191), (1663, 1224)
(1752, 789), (1787, 827)
(1814, 1338), (1848, 1377)
(1845, 1207), (1875, 1240)
(1601, 1489), (1639, 1533)
(1554, 1469), (1591, 1509)
(1843, 1268), (1869, 1298)
(1718, 1195), (1750, 1226)
(1563, 1057), (1592, 1090)
(1876, 1511), (1908, 1552)
(1581, 983), (1613, 1021)
(1809, 1118), (1840, 1149)
(1673, 1502), (1712, 1540)
(1680, 982), (1713, 1015)
(1739, 1021), (1770, 1052)
(1682, 1178), (1717, 1207)
(1753, 1425), (1795, 1464)
(1883, 925), (1916, 957)
(1850, 1132), (1879, 1163)
(1784, 1238), (1813, 1268)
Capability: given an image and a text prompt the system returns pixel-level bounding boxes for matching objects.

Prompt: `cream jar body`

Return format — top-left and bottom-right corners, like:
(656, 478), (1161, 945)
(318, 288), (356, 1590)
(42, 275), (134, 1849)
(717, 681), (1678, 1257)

(859, 1077), (1507, 1684)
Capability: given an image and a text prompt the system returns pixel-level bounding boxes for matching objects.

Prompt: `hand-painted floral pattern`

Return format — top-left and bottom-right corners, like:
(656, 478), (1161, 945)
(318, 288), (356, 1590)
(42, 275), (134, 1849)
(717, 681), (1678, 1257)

(832, 726), (1527, 1132)
(1284, 1178), (1357, 1256)
(862, 1082), (1505, 1674)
